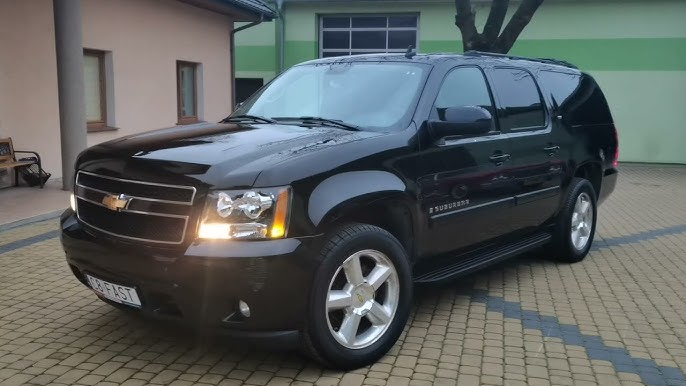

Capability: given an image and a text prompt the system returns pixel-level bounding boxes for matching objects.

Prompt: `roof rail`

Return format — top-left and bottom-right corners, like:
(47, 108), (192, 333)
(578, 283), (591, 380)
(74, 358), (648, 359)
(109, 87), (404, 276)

(463, 50), (578, 69)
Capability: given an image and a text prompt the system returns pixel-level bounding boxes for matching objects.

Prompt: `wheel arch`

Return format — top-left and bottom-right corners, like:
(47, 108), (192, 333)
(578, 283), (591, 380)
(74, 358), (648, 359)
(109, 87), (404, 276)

(308, 171), (417, 259)
(573, 161), (602, 197)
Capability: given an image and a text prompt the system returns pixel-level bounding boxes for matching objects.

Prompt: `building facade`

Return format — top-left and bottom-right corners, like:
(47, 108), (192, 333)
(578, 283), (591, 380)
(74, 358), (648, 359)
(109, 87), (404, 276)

(234, 0), (686, 164)
(0, 0), (274, 184)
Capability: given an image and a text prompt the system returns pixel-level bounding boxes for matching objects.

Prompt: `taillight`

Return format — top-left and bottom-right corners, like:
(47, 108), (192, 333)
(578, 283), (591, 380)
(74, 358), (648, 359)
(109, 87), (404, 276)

(612, 126), (619, 168)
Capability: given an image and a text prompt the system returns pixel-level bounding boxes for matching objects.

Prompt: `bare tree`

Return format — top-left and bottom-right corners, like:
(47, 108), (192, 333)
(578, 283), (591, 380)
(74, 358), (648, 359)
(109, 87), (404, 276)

(455, 0), (544, 54)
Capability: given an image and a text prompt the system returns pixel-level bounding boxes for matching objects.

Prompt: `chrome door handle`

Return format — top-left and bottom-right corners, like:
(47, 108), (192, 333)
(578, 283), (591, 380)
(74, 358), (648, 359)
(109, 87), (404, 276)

(544, 145), (560, 156)
(489, 154), (511, 165)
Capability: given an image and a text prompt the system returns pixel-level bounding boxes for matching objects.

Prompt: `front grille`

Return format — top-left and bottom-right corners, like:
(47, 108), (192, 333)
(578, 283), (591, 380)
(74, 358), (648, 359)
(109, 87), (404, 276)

(77, 172), (195, 202)
(75, 171), (197, 244)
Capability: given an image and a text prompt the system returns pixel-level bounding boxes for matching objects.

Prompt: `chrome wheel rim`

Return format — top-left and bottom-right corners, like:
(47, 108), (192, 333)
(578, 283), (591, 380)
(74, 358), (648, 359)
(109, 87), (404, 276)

(571, 192), (594, 250)
(326, 249), (399, 350)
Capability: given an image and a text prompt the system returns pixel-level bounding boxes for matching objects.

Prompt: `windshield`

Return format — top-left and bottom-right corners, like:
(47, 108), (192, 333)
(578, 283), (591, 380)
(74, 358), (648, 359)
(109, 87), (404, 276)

(234, 62), (429, 131)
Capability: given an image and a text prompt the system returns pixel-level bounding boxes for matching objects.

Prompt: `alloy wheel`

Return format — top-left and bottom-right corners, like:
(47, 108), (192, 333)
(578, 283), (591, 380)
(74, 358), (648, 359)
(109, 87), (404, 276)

(571, 192), (594, 250)
(325, 249), (400, 349)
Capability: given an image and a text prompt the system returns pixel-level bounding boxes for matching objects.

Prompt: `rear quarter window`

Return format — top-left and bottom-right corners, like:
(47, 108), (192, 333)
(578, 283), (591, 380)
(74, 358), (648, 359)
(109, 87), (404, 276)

(538, 70), (613, 126)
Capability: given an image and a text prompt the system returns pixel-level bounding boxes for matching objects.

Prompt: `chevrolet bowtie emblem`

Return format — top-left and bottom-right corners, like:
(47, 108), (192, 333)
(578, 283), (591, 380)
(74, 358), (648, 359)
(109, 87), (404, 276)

(101, 193), (132, 212)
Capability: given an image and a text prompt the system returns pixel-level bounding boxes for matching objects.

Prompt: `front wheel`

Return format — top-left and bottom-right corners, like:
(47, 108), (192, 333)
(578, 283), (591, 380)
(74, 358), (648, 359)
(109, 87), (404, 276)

(303, 224), (413, 369)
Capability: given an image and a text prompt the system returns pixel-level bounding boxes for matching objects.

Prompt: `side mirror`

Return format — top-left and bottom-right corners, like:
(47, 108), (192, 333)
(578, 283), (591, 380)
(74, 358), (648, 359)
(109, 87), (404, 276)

(429, 106), (493, 139)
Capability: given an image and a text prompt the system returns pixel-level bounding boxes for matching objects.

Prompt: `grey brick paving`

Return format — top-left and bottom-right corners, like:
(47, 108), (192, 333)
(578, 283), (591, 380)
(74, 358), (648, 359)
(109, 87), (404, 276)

(1, 164), (686, 385)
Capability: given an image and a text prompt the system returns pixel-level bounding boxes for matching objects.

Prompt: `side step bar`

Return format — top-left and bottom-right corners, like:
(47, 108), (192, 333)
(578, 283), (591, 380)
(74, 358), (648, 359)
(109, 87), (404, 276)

(413, 232), (552, 283)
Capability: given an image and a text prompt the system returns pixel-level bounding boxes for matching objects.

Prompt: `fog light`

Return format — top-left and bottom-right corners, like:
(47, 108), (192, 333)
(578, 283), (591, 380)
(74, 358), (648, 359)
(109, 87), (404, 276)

(238, 300), (251, 317)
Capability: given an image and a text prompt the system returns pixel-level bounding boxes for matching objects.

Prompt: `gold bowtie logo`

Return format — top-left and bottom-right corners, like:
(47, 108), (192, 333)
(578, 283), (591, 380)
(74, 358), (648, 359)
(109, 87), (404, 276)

(101, 193), (132, 212)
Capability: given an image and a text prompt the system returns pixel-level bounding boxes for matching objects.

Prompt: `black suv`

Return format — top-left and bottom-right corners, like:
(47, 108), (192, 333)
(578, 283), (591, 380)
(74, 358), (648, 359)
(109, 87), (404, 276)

(61, 52), (618, 369)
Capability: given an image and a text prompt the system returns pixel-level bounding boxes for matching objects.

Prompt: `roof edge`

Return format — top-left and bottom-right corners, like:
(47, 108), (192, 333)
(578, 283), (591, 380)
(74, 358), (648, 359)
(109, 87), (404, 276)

(178, 0), (276, 21)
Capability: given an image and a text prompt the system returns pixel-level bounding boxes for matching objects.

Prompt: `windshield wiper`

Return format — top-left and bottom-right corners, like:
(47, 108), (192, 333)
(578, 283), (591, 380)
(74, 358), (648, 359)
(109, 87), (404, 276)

(272, 116), (360, 131)
(221, 114), (277, 124)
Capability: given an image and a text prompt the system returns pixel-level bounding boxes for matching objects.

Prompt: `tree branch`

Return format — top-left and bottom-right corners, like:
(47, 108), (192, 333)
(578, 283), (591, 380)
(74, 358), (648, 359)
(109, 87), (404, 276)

(493, 0), (544, 53)
(482, 0), (509, 44)
(454, 0), (480, 51)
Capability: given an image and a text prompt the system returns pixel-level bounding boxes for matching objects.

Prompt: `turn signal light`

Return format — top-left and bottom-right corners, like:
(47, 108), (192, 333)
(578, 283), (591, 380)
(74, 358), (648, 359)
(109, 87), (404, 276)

(270, 189), (290, 238)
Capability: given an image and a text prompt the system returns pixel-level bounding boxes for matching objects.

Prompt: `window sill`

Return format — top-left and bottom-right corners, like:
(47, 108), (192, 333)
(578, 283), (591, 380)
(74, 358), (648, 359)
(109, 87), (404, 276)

(176, 118), (203, 125)
(87, 125), (119, 133)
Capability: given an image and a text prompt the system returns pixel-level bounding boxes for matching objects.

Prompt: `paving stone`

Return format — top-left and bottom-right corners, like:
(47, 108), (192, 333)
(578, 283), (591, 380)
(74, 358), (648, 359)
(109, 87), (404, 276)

(2, 166), (686, 386)
(149, 369), (182, 384)
(76, 374), (105, 385)
(339, 373), (365, 386)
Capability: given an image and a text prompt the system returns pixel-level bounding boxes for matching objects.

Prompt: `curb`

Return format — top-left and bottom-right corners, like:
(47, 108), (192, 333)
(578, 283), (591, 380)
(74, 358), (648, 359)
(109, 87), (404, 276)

(0, 210), (63, 232)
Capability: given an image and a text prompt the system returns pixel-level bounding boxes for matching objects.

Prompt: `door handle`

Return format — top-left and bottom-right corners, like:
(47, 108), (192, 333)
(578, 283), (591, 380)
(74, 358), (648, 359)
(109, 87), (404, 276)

(489, 153), (511, 165)
(544, 145), (560, 156)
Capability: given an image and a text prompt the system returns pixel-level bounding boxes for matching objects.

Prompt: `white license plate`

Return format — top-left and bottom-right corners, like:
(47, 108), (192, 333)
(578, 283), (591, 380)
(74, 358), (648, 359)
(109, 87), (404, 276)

(85, 274), (142, 308)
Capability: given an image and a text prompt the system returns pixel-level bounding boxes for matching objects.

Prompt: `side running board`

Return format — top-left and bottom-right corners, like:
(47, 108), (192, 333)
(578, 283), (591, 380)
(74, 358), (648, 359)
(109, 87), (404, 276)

(413, 232), (552, 283)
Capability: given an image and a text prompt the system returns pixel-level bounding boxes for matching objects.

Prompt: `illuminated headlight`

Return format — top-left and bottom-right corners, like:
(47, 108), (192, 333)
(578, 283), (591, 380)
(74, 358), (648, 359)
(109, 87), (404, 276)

(70, 193), (76, 212)
(198, 187), (291, 240)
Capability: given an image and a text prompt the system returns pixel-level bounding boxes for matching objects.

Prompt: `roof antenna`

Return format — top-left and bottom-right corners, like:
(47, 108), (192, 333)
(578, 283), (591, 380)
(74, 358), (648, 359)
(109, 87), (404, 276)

(405, 45), (416, 59)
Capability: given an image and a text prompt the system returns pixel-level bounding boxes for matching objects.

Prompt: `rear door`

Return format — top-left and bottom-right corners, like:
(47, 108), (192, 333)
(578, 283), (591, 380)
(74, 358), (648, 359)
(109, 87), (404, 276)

(487, 67), (563, 231)
(418, 66), (517, 256)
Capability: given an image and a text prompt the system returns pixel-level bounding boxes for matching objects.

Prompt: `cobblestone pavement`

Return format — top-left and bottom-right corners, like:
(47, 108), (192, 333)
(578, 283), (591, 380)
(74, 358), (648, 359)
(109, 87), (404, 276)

(1, 165), (685, 386)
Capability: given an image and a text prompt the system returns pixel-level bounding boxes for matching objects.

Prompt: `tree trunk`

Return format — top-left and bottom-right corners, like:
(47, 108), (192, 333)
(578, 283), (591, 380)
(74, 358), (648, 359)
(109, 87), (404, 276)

(493, 0), (544, 53)
(482, 0), (509, 43)
(454, 0), (544, 54)
(454, 0), (480, 51)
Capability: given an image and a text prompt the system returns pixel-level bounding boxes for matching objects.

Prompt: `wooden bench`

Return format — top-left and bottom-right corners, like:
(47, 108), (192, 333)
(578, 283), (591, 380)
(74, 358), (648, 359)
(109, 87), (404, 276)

(0, 138), (44, 188)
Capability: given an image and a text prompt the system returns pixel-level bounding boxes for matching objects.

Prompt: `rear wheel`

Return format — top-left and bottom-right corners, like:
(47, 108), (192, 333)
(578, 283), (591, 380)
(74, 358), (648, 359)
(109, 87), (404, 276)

(548, 178), (598, 263)
(303, 224), (412, 369)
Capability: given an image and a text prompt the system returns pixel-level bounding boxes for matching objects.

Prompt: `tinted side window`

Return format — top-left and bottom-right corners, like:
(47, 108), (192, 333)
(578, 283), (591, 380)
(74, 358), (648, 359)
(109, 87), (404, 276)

(538, 70), (580, 107)
(538, 71), (613, 126)
(434, 67), (495, 131)
(491, 68), (545, 130)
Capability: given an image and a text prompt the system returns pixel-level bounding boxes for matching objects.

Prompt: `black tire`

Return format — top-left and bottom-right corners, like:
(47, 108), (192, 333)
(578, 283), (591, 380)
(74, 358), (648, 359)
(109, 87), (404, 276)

(303, 223), (413, 370)
(549, 177), (598, 263)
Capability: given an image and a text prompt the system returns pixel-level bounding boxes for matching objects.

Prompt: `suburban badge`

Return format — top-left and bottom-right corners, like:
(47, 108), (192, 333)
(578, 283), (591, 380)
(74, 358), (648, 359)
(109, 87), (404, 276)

(429, 199), (470, 215)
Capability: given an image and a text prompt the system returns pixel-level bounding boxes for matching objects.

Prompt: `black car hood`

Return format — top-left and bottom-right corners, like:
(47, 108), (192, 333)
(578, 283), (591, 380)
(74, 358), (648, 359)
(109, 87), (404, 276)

(78, 122), (385, 188)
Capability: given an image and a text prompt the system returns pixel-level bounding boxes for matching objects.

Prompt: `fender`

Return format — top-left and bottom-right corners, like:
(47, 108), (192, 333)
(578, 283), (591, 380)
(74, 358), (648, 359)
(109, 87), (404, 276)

(308, 171), (407, 227)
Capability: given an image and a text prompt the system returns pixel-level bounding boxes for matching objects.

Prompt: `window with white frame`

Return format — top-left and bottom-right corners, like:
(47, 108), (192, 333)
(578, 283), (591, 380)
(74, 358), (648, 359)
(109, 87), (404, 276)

(83, 49), (107, 131)
(319, 15), (419, 58)
(177, 61), (199, 124)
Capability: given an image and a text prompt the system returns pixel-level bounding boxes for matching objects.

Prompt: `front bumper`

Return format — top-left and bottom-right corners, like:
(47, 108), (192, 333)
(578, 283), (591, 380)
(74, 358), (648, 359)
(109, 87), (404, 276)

(60, 210), (322, 346)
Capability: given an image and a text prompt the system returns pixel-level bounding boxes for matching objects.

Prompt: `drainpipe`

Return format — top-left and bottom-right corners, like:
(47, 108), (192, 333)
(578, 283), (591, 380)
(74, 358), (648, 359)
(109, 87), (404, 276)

(230, 15), (264, 109)
(276, 0), (285, 73)
(53, 0), (87, 190)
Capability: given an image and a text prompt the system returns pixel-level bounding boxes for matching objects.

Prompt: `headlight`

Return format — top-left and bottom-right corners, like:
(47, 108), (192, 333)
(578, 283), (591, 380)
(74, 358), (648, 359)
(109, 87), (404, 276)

(197, 186), (291, 240)
(70, 193), (76, 211)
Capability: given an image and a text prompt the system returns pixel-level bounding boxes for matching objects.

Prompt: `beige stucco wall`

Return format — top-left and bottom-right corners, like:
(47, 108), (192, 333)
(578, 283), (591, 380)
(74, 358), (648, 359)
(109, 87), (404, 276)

(0, 0), (61, 180)
(0, 0), (233, 181)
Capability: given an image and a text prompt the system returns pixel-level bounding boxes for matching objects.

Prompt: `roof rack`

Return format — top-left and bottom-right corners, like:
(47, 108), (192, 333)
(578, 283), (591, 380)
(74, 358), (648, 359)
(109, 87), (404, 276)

(463, 50), (578, 69)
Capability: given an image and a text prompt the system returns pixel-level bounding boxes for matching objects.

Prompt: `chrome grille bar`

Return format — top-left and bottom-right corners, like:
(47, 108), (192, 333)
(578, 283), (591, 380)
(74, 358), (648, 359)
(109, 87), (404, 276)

(74, 171), (197, 244)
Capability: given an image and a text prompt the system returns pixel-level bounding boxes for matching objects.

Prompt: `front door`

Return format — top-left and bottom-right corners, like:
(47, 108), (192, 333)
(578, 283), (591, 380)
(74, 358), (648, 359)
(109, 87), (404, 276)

(418, 66), (516, 257)
(487, 67), (563, 231)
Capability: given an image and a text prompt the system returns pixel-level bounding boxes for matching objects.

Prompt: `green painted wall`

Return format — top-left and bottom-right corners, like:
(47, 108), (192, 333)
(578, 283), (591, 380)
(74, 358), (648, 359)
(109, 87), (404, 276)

(419, 38), (686, 71)
(593, 71), (686, 164)
(235, 0), (686, 164)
